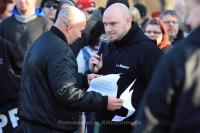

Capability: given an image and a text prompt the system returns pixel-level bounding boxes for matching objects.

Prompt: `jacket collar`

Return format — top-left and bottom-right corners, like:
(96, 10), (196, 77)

(187, 26), (200, 46)
(50, 26), (68, 44)
(112, 22), (140, 50)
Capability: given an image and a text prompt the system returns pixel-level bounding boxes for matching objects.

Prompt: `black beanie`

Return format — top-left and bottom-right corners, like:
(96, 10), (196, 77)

(134, 3), (147, 18)
(41, 0), (60, 7)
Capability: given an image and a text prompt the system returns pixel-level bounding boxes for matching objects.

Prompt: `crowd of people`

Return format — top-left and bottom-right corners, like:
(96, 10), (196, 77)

(0, 0), (200, 133)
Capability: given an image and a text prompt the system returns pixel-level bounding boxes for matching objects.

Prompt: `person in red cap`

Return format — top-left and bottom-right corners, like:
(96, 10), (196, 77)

(76, 0), (96, 20)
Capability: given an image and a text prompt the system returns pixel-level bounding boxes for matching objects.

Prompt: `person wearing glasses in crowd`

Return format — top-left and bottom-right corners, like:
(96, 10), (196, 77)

(160, 10), (185, 45)
(144, 18), (171, 52)
(41, 0), (60, 21)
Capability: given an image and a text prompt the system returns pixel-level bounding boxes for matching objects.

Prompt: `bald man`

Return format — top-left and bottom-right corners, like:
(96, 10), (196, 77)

(89, 3), (162, 133)
(17, 6), (123, 133)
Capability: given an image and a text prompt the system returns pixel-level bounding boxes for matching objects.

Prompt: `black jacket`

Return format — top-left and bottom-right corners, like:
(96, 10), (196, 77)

(0, 38), (22, 133)
(98, 22), (162, 128)
(18, 26), (107, 132)
(171, 29), (185, 45)
(134, 26), (200, 133)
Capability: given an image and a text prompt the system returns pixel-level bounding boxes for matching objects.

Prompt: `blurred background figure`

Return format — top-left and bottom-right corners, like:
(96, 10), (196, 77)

(40, 0), (60, 21)
(129, 6), (141, 23)
(76, 0), (96, 20)
(134, 3), (147, 26)
(76, 21), (106, 133)
(160, 9), (184, 45)
(77, 21), (105, 74)
(0, 37), (22, 133)
(0, 0), (14, 22)
(134, 0), (200, 132)
(144, 17), (171, 52)
(0, 0), (53, 57)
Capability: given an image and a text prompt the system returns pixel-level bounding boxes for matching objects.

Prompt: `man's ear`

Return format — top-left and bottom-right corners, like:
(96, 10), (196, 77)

(127, 16), (132, 23)
(66, 24), (73, 32)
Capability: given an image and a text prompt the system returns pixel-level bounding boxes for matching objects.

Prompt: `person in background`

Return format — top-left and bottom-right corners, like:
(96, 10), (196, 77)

(0, 0), (53, 58)
(0, 37), (22, 133)
(40, 0), (60, 21)
(160, 10), (185, 45)
(77, 21), (105, 74)
(76, 21), (106, 133)
(0, 0), (14, 22)
(89, 3), (161, 133)
(134, 3), (147, 26)
(144, 18), (171, 52)
(129, 6), (141, 24)
(17, 6), (123, 133)
(134, 0), (200, 132)
(76, 0), (96, 20)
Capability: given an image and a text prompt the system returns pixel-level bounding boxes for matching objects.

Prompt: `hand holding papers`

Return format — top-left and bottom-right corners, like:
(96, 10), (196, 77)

(112, 79), (136, 122)
(87, 74), (121, 96)
(87, 74), (136, 121)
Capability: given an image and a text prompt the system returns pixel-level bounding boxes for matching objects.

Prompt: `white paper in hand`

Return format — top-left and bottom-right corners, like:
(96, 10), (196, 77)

(112, 79), (136, 122)
(87, 74), (120, 97)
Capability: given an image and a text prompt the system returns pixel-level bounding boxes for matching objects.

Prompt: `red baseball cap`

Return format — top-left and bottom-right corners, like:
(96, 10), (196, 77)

(76, 0), (95, 10)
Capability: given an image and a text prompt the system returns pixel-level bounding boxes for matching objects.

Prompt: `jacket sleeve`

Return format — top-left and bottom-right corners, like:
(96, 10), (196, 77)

(3, 39), (23, 75)
(46, 47), (107, 113)
(134, 53), (181, 133)
(142, 44), (162, 84)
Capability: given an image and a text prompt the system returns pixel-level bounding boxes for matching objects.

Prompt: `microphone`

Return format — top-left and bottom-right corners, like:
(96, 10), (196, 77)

(92, 34), (109, 72)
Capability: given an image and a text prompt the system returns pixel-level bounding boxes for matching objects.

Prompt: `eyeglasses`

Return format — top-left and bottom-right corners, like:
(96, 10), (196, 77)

(161, 10), (178, 18)
(44, 2), (58, 9)
(163, 20), (178, 25)
(145, 30), (162, 35)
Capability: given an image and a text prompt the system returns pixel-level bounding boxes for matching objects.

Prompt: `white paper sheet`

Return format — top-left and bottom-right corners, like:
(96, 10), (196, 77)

(87, 74), (120, 96)
(112, 79), (136, 122)
(87, 74), (136, 122)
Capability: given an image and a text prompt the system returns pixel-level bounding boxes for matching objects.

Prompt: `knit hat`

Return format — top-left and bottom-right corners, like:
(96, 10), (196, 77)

(41, 0), (60, 7)
(106, 0), (129, 8)
(134, 3), (147, 18)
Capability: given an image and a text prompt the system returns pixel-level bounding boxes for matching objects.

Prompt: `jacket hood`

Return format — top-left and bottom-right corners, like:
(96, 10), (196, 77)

(187, 26), (200, 46)
(112, 22), (150, 50)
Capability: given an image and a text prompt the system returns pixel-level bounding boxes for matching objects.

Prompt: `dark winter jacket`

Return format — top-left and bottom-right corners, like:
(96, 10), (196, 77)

(18, 26), (107, 132)
(0, 14), (53, 57)
(134, 26), (200, 133)
(0, 38), (22, 133)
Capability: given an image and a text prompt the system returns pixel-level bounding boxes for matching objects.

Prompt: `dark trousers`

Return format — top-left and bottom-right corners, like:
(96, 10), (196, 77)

(14, 122), (74, 133)
(99, 124), (133, 133)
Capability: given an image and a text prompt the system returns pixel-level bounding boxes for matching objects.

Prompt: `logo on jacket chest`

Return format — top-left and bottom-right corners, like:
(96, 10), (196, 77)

(116, 64), (130, 70)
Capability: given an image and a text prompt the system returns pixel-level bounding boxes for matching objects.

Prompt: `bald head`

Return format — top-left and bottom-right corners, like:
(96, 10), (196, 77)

(103, 3), (132, 42)
(104, 3), (131, 20)
(55, 6), (86, 44)
(55, 5), (86, 26)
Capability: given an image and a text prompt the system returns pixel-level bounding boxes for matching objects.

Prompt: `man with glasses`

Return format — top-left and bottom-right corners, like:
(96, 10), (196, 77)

(41, 0), (60, 20)
(160, 10), (185, 45)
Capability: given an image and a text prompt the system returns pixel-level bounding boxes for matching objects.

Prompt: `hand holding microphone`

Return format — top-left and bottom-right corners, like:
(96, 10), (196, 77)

(89, 47), (103, 73)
